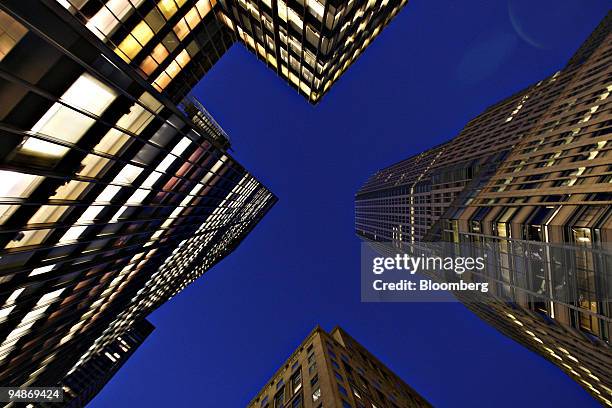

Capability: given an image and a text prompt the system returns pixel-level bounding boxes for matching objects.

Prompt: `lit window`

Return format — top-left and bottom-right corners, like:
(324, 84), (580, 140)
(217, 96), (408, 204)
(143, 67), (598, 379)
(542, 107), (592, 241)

(173, 18), (190, 40)
(5, 229), (52, 249)
(115, 20), (154, 62)
(176, 49), (191, 67)
(0, 9), (28, 61)
(95, 93), (159, 155)
(50, 180), (90, 201)
(20, 73), (117, 160)
(312, 387), (321, 402)
(78, 154), (111, 178)
(28, 205), (70, 225)
(29, 264), (56, 277)
(113, 164), (144, 185)
(196, 0), (213, 17)
(0, 170), (43, 199)
(58, 226), (87, 244)
(86, 0), (146, 40)
(0, 205), (18, 226)
(96, 185), (122, 203)
(153, 71), (172, 92)
(139, 43), (169, 75)
(158, 0), (187, 19)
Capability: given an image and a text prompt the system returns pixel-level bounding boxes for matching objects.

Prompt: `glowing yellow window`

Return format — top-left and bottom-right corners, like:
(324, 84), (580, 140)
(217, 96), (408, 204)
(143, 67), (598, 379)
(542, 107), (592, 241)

(173, 18), (190, 40)
(116, 21), (154, 62)
(51, 180), (90, 201)
(196, 0), (213, 17)
(78, 154), (111, 178)
(158, 0), (185, 19)
(153, 71), (172, 92)
(139, 43), (169, 75)
(5, 229), (52, 249)
(165, 60), (182, 78)
(184, 7), (201, 29)
(28, 206), (70, 225)
(139, 56), (159, 76)
(175, 49), (191, 67)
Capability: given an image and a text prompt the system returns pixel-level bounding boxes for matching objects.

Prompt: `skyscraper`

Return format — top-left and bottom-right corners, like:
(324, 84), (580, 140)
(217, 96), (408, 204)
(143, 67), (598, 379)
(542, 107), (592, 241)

(53, 0), (410, 105)
(217, 0), (409, 103)
(0, 1), (275, 403)
(248, 326), (431, 408)
(355, 11), (612, 405)
(55, 319), (155, 408)
(0, 0), (413, 403)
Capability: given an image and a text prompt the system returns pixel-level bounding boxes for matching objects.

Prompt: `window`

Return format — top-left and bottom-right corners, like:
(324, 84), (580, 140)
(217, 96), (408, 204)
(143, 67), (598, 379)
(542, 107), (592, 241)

(196, 0), (213, 17)
(291, 370), (302, 394)
(28, 205), (69, 225)
(307, 352), (315, 364)
(311, 387), (321, 402)
(139, 43), (170, 75)
(5, 229), (52, 249)
(291, 394), (303, 408)
(152, 49), (191, 91)
(21, 73), (117, 160)
(94, 96), (156, 156)
(0, 9), (28, 61)
(274, 388), (285, 408)
(115, 20), (154, 62)
(173, 18), (190, 41)
(0, 170), (43, 199)
(310, 374), (318, 386)
(342, 401), (352, 408)
(86, 0), (145, 40)
(338, 384), (348, 397)
(158, 0), (185, 19)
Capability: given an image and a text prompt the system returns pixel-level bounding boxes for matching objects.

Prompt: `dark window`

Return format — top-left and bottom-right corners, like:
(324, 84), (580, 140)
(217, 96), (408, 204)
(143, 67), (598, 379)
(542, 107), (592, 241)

(291, 370), (302, 394)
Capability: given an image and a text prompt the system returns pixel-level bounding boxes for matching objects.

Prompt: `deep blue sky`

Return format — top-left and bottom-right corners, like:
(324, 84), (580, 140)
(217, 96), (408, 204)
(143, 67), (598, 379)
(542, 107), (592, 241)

(91, 1), (610, 407)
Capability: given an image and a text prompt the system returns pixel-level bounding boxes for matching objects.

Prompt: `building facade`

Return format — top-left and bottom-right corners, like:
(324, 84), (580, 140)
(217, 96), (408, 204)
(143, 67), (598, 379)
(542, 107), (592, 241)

(356, 11), (612, 405)
(54, 0), (411, 105)
(217, 0), (409, 103)
(51, 319), (155, 408)
(248, 326), (430, 408)
(0, 1), (276, 404)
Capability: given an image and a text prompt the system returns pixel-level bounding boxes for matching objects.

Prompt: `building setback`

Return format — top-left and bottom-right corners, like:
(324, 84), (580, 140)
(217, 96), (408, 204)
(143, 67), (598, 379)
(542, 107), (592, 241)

(0, 1), (276, 404)
(248, 326), (431, 408)
(356, 11), (612, 405)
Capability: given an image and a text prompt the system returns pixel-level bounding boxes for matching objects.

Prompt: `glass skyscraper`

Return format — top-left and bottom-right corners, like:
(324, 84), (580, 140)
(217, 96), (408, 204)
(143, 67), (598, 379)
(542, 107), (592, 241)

(1, 0), (412, 404)
(0, 1), (275, 404)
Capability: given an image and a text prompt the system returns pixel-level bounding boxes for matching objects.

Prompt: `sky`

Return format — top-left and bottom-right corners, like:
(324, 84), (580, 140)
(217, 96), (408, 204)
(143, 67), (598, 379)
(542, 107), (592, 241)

(91, 1), (610, 407)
